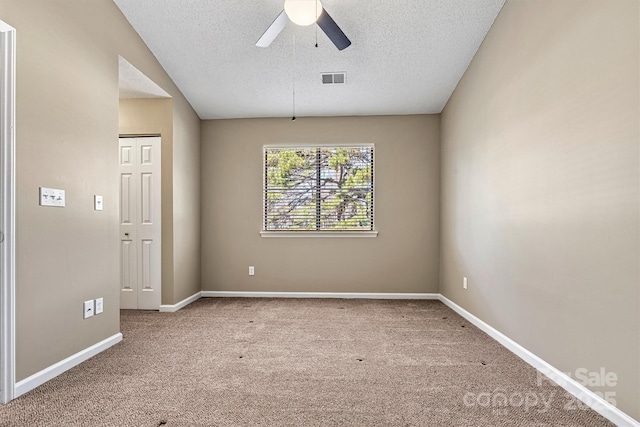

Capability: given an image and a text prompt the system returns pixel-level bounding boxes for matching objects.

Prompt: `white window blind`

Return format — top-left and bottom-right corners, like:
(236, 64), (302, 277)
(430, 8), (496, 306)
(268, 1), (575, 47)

(264, 145), (374, 232)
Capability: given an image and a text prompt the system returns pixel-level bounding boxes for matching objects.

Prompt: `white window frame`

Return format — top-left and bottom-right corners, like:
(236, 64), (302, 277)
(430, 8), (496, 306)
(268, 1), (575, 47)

(261, 143), (377, 238)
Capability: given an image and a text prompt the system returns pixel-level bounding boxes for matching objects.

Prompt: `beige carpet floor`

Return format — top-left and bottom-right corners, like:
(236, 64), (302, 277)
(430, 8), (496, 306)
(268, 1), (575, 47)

(0, 298), (614, 426)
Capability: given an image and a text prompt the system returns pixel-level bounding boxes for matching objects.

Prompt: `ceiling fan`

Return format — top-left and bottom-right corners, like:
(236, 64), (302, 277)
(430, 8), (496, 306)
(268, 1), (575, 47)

(256, 0), (351, 51)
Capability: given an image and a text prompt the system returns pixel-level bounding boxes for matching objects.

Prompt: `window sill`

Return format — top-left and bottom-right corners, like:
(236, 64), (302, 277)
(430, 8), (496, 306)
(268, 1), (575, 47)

(260, 231), (378, 238)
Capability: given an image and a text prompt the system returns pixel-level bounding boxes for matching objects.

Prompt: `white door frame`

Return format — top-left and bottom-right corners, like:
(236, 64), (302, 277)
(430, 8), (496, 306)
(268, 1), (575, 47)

(0, 21), (16, 404)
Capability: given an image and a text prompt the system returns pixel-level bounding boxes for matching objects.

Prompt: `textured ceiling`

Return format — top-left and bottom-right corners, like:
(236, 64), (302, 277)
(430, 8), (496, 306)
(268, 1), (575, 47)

(113, 0), (505, 119)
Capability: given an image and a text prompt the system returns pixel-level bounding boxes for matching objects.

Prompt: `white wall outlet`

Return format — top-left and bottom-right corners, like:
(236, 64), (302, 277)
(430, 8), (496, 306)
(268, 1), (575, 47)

(94, 195), (103, 211)
(463, 277), (468, 290)
(95, 297), (104, 314)
(249, 266), (255, 276)
(83, 300), (94, 319)
(39, 187), (65, 207)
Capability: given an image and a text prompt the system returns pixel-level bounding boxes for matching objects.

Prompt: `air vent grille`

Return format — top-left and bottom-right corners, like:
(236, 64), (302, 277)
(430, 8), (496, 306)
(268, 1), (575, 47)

(321, 72), (346, 85)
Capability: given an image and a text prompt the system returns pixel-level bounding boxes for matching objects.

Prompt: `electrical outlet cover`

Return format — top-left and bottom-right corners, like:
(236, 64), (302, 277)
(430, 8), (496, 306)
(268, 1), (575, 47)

(95, 297), (104, 314)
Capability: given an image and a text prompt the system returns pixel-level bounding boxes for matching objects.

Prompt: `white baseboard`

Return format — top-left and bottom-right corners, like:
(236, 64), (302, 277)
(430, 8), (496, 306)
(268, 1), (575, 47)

(155, 290), (440, 311)
(439, 295), (639, 427)
(201, 291), (440, 300)
(14, 333), (122, 398)
(159, 291), (202, 312)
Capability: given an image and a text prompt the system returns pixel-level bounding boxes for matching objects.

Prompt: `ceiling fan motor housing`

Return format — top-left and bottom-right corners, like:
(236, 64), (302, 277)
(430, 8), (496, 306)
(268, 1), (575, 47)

(284, 0), (323, 26)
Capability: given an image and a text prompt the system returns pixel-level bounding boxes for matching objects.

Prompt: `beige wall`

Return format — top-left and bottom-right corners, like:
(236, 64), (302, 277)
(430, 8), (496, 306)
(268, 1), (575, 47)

(0, 0), (200, 381)
(201, 115), (440, 294)
(440, 0), (639, 419)
(171, 97), (202, 303)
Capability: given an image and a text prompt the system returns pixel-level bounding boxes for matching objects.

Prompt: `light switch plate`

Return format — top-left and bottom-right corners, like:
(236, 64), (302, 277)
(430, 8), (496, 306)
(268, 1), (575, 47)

(39, 187), (65, 207)
(83, 300), (94, 319)
(95, 297), (104, 314)
(94, 195), (103, 211)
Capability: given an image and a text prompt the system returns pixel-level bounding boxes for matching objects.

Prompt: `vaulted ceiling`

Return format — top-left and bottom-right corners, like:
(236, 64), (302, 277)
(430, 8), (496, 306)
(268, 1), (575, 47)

(114, 0), (505, 119)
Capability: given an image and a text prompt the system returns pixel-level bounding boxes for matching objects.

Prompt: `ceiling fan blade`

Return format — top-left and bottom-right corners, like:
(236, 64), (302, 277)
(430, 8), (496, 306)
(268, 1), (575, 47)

(317, 8), (351, 51)
(256, 10), (289, 47)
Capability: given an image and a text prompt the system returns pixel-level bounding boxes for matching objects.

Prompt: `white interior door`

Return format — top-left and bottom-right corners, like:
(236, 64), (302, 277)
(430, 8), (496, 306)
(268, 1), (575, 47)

(119, 137), (161, 310)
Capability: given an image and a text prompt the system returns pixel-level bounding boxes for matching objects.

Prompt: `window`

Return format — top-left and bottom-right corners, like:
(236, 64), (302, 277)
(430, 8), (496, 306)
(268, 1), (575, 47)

(263, 145), (375, 235)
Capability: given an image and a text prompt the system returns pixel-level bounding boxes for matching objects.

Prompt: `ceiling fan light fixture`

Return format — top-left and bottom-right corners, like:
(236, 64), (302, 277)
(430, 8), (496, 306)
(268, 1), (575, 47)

(284, 0), (322, 26)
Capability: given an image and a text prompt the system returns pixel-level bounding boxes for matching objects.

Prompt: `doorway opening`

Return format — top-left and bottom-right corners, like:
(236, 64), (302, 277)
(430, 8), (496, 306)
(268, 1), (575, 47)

(118, 56), (172, 311)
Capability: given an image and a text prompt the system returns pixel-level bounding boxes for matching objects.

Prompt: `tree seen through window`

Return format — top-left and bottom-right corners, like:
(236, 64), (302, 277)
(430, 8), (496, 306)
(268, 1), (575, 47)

(264, 146), (374, 231)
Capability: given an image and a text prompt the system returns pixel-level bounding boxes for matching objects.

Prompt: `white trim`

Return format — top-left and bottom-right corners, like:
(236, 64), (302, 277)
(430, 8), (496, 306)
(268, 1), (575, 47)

(202, 291), (439, 300)
(439, 295), (639, 427)
(260, 231), (378, 238)
(14, 333), (122, 399)
(159, 291), (202, 312)
(0, 21), (15, 404)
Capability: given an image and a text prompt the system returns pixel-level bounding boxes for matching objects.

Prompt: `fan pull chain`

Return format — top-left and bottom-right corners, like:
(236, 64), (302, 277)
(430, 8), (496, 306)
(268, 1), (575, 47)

(315, 0), (319, 47)
(292, 33), (296, 121)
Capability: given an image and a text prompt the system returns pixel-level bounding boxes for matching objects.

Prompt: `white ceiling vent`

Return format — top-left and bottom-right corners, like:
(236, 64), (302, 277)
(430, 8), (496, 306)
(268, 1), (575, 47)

(321, 72), (346, 85)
